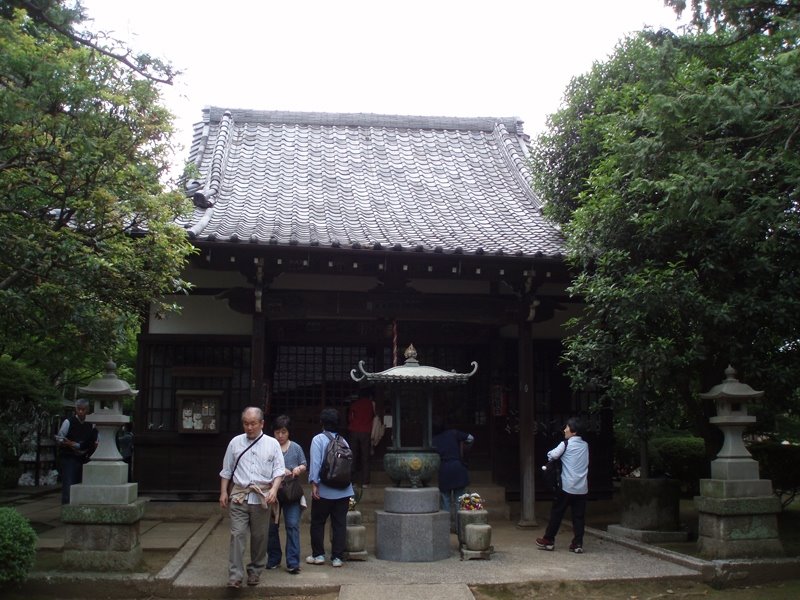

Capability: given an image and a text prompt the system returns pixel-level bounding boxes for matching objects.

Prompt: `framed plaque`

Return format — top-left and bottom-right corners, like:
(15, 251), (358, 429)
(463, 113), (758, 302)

(176, 390), (221, 433)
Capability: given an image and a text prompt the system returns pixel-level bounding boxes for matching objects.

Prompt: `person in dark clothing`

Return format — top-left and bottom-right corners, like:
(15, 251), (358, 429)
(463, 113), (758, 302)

(116, 423), (134, 482)
(56, 398), (98, 504)
(306, 408), (353, 568)
(432, 419), (474, 527)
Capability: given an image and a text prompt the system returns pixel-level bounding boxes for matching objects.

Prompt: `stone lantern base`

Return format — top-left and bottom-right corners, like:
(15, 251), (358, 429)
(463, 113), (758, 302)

(62, 498), (147, 570)
(695, 478), (783, 559)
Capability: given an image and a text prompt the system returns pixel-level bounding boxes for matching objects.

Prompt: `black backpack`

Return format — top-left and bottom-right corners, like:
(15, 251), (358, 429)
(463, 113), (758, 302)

(320, 432), (353, 489)
(541, 438), (568, 491)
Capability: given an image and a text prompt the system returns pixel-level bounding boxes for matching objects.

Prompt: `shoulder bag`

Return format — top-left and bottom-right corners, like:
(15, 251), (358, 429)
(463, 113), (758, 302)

(277, 474), (304, 504)
(226, 433), (264, 494)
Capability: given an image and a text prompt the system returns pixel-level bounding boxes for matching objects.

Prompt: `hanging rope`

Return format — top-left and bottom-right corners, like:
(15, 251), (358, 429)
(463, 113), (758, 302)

(392, 319), (398, 366)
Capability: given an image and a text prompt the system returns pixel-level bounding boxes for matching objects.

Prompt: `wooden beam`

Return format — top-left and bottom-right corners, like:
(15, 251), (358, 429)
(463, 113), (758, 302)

(517, 318), (537, 527)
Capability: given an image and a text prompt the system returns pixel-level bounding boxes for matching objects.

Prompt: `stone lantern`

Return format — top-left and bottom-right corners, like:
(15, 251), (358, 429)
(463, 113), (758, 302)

(61, 361), (145, 570)
(695, 366), (783, 558)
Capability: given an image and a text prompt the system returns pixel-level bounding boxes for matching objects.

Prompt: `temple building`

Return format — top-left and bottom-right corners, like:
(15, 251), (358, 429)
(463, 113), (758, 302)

(133, 108), (612, 507)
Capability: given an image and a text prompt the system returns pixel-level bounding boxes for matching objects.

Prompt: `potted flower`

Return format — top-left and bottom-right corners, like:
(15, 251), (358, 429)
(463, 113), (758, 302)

(456, 493), (488, 544)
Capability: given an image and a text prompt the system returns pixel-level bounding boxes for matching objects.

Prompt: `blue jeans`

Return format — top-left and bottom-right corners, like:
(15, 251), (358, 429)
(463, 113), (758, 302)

(440, 487), (466, 513)
(267, 501), (302, 569)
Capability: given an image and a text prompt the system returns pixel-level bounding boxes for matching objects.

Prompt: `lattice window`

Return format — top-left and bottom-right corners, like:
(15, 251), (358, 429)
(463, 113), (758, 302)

(270, 345), (372, 413)
(144, 341), (250, 433)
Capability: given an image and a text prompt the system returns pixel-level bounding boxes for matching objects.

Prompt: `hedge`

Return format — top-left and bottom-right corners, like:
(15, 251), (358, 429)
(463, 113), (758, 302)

(748, 441), (800, 509)
(0, 507), (37, 587)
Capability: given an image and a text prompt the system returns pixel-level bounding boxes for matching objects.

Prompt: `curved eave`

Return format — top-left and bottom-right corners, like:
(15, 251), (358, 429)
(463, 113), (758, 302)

(351, 360), (478, 385)
(185, 234), (565, 261)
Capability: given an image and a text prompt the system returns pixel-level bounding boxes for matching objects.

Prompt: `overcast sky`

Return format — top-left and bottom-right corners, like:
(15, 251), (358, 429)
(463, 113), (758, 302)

(79, 0), (685, 175)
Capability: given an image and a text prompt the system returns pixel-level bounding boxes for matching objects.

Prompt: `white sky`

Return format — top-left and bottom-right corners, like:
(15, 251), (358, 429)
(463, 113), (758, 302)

(79, 0), (685, 175)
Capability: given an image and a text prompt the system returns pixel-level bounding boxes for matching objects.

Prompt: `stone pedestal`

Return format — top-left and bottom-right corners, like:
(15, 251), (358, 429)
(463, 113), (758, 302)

(63, 461), (146, 570)
(456, 509), (493, 560)
(62, 498), (147, 570)
(345, 510), (368, 560)
(695, 479), (783, 559)
(375, 487), (450, 561)
(607, 477), (688, 543)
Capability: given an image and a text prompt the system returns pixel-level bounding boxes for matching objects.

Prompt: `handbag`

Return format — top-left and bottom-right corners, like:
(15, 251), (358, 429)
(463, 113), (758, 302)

(277, 475), (304, 504)
(541, 438), (569, 491)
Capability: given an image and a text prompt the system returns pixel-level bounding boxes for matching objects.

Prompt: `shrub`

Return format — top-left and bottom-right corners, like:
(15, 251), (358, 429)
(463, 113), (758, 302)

(0, 507), (37, 587)
(650, 436), (707, 496)
(749, 441), (800, 509)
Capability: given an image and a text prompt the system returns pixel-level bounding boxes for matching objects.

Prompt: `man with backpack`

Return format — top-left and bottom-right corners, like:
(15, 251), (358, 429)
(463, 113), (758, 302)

(306, 407), (354, 568)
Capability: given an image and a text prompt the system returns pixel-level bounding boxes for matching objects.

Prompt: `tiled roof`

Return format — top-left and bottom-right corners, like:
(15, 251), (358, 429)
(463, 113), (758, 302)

(179, 108), (564, 258)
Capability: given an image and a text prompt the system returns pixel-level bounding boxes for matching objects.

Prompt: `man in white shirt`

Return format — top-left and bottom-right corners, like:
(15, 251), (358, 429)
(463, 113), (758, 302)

(536, 417), (590, 553)
(219, 407), (285, 588)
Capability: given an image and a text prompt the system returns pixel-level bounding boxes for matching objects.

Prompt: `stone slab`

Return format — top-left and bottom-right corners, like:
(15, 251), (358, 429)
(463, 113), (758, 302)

(383, 487), (440, 514)
(699, 478), (773, 498)
(375, 509), (450, 561)
(694, 494), (781, 516)
(64, 521), (140, 551)
(698, 535), (784, 559)
(711, 459), (760, 480)
(61, 498), (147, 524)
(62, 545), (142, 571)
(460, 545), (493, 560)
(69, 482), (138, 505)
(339, 584), (475, 600)
(607, 523), (689, 543)
(344, 549), (368, 561)
(82, 461), (129, 485)
(698, 512), (780, 541)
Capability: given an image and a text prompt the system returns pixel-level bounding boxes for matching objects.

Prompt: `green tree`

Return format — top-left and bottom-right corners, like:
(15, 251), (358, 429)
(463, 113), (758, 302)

(0, 2), (193, 384)
(532, 3), (800, 472)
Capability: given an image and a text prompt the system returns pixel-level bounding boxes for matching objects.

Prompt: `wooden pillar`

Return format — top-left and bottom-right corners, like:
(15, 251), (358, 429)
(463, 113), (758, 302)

(517, 318), (537, 527)
(251, 308), (265, 409)
(251, 260), (267, 411)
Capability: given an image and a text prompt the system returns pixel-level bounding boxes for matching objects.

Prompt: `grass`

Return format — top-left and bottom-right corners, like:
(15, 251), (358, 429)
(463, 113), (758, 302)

(471, 579), (800, 599)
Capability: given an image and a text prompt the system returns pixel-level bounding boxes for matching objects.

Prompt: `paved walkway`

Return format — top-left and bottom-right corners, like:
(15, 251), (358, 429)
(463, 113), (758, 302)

(2, 486), (715, 599)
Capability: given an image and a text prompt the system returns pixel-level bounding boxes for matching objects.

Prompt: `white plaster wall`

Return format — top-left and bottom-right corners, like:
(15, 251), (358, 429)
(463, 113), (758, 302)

(148, 295), (251, 334)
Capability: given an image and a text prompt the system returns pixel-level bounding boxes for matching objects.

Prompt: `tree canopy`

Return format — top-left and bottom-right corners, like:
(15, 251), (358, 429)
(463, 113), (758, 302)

(531, 0), (800, 455)
(0, 1), (193, 385)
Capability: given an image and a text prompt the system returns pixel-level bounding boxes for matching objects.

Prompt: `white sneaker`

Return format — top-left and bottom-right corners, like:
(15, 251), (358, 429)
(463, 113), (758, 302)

(306, 555), (325, 565)
(331, 558), (343, 567)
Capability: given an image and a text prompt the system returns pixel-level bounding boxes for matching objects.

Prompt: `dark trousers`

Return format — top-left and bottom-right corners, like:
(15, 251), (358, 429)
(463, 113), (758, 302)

(309, 496), (349, 560)
(544, 490), (587, 545)
(59, 454), (84, 504)
(349, 430), (371, 485)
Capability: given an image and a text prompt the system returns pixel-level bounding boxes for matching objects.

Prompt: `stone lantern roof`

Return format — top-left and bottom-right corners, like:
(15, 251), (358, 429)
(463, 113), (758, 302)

(79, 361), (138, 397)
(699, 365), (763, 401)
